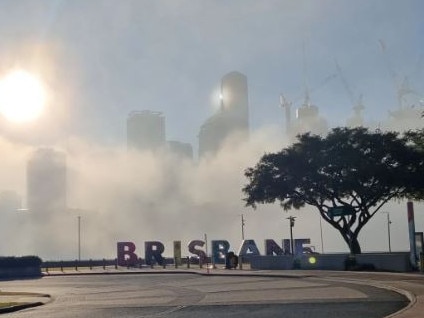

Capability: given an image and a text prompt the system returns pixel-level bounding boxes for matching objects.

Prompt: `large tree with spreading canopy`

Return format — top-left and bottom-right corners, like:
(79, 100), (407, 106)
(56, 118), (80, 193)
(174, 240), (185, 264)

(243, 127), (424, 254)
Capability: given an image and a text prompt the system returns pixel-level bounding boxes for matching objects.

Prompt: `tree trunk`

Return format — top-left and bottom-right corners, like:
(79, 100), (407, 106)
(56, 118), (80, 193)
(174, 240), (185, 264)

(340, 230), (362, 254)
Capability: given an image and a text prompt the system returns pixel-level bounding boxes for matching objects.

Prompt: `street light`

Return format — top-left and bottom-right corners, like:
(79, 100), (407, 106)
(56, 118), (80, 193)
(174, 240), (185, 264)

(286, 216), (296, 254)
(382, 212), (392, 252)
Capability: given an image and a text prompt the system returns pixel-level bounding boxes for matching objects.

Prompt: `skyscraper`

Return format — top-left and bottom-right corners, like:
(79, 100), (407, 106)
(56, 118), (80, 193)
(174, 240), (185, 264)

(199, 71), (249, 157)
(27, 148), (67, 215)
(127, 110), (166, 152)
(167, 140), (193, 160)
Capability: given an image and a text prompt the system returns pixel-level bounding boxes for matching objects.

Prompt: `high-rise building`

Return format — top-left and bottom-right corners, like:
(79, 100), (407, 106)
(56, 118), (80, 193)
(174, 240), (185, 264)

(0, 190), (21, 213)
(127, 110), (166, 152)
(167, 141), (193, 160)
(220, 71), (249, 132)
(27, 148), (67, 215)
(199, 71), (249, 157)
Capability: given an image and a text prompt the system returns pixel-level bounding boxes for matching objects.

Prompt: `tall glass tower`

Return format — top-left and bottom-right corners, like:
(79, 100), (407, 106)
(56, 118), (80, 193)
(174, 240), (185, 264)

(127, 110), (166, 152)
(26, 148), (67, 216)
(199, 71), (249, 157)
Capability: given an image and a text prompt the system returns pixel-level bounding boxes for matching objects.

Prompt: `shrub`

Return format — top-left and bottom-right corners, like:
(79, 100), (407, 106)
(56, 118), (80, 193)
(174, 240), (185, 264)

(0, 256), (42, 268)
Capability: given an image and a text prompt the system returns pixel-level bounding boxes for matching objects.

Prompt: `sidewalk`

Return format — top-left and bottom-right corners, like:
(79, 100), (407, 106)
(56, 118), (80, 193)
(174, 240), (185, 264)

(2, 267), (424, 317)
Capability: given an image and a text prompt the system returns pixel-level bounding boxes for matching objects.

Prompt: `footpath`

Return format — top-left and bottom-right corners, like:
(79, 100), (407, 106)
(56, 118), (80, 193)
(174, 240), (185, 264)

(1, 267), (423, 317)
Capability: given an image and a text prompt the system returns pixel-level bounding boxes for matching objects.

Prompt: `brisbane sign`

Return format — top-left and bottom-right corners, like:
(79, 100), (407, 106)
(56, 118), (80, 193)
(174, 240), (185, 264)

(117, 238), (312, 266)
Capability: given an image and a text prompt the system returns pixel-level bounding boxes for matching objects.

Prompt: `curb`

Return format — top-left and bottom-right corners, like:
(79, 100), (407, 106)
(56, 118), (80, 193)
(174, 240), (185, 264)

(0, 301), (45, 314)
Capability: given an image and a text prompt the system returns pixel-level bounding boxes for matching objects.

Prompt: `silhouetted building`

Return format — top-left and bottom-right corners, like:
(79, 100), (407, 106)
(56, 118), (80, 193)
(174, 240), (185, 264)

(127, 110), (166, 152)
(0, 190), (21, 213)
(199, 71), (249, 157)
(27, 148), (67, 215)
(288, 100), (328, 139)
(167, 141), (193, 159)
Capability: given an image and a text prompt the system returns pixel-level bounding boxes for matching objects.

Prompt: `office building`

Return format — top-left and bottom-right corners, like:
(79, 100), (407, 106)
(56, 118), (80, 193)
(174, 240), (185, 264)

(199, 71), (249, 157)
(127, 110), (166, 152)
(26, 148), (67, 215)
(167, 141), (193, 160)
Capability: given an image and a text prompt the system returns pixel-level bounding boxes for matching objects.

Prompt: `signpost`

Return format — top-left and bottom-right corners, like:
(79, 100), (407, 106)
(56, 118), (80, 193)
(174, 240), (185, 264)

(327, 206), (355, 218)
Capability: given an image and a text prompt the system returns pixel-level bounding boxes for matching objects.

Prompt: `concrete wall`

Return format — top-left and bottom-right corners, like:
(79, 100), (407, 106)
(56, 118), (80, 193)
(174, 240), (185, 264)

(250, 255), (294, 270)
(355, 253), (412, 272)
(250, 253), (413, 272)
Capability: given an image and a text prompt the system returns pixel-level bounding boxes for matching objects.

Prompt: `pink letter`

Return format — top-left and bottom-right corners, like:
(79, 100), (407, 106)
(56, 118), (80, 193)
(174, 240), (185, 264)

(117, 242), (138, 266)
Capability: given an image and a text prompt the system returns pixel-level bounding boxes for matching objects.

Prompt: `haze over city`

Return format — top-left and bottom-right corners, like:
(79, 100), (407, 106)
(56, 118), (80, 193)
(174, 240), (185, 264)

(0, 0), (423, 260)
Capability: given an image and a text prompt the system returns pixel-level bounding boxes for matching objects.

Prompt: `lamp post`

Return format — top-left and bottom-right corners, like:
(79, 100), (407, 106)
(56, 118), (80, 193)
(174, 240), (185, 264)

(286, 216), (296, 254)
(382, 212), (392, 252)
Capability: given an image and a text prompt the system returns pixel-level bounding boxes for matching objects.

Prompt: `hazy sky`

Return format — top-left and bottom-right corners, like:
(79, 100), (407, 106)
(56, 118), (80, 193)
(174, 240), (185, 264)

(0, 0), (422, 147)
(0, 1), (423, 260)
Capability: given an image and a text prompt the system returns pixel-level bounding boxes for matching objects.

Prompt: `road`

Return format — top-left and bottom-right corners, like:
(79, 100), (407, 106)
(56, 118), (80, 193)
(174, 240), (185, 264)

(0, 272), (408, 317)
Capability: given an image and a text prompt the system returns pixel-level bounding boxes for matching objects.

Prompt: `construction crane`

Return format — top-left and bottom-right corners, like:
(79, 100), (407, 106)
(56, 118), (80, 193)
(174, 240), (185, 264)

(378, 39), (423, 110)
(334, 59), (364, 124)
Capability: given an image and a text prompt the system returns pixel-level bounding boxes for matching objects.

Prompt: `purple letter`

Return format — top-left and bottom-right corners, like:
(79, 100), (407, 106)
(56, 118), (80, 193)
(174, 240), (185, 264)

(117, 242), (138, 266)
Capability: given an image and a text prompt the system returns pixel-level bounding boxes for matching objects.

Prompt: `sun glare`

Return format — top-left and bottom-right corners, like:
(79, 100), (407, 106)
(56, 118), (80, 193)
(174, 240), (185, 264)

(0, 69), (47, 123)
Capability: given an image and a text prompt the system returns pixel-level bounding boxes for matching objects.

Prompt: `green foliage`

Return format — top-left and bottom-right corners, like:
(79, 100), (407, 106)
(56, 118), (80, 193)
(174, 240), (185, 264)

(243, 127), (424, 254)
(0, 256), (42, 268)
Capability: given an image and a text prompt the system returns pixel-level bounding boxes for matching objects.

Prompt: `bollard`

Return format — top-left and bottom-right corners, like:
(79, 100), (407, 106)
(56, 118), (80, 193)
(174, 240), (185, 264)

(75, 260), (78, 271)
(90, 259), (93, 270)
(187, 256), (190, 269)
(61, 261), (64, 272)
(239, 256), (243, 270)
(175, 257), (178, 269)
(103, 258), (106, 270)
(163, 262), (166, 269)
(115, 258), (118, 270)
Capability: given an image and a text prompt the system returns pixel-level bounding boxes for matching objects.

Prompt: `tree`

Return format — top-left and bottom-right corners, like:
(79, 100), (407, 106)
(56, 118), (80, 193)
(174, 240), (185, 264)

(243, 127), (423, 254)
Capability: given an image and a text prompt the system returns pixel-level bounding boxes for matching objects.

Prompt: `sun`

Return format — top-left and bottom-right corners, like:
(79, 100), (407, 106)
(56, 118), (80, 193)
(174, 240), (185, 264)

(0, 69), (47, 123)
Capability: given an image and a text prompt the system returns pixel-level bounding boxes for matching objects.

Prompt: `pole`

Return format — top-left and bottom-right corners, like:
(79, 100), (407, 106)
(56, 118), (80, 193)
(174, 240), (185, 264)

(204, 233), (209, 274)
(319, 216), (325, 253)
(387, 213), (392, 253)
(383, 212), (392, 252)
(287, 216), (296, 254)
(290, 221), (294, 254)
(241, 214), (245, 241)
(78, 216), (81, 261)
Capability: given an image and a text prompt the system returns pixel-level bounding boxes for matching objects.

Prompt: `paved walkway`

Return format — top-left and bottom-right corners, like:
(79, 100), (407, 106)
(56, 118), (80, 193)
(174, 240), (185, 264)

(1, 267), (423, 317)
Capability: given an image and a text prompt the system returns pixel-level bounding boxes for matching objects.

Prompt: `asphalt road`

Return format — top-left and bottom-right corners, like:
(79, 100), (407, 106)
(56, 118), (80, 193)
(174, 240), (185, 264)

(0, 273), (408, 317)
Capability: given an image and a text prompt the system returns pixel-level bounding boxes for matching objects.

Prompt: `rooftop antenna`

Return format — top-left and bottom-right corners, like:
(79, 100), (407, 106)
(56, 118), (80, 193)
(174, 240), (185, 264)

(279, 94), (292, 134)
(302, 41), (310, 107)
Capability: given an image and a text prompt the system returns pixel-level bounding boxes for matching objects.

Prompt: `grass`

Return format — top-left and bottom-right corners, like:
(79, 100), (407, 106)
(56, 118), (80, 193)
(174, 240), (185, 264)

(0, 291), (49, 309)
(0, 302), (22, 308)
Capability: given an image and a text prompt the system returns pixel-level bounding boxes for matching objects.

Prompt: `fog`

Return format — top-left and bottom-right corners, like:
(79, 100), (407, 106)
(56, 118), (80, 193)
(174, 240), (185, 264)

(0, 1), (423, 260)
(0, 123), (423, 261)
